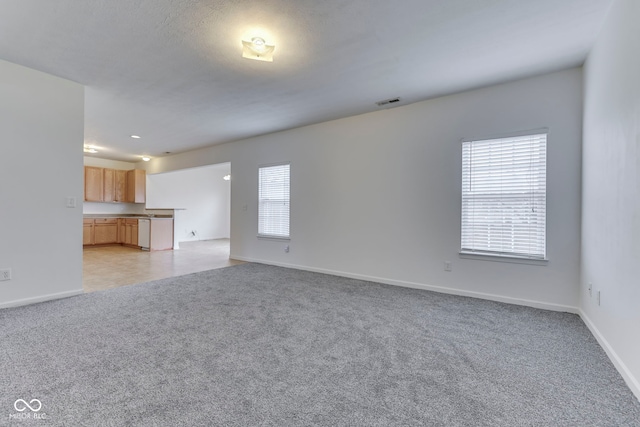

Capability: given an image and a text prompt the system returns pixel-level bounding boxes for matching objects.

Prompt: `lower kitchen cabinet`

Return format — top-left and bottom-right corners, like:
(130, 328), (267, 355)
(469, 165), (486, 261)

(83, 217), (172, 250)
(83, 219), (94, 245)
(84, 218), (136, 247)
(94, 218), (118, 244)
(123, 219), (138, 247)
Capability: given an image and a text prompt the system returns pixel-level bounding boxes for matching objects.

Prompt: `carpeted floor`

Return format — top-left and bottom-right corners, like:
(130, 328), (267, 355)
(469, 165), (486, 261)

(1, 263), (639, 426)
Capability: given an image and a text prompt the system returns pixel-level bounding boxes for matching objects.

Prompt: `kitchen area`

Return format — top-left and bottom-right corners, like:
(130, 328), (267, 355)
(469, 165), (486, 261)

(82, 165), (176, 252)
(82, 158), (236, 292)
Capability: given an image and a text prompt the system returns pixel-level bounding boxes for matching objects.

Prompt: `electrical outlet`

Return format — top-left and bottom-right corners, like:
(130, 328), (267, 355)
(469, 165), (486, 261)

(284, 245), (290, 253)
(66, 196), (76, 208)
(0, 268), (11, 281)
(444, 261), (452, 272)
(597, 291), (601, 306)
(588, 283), (592, 297)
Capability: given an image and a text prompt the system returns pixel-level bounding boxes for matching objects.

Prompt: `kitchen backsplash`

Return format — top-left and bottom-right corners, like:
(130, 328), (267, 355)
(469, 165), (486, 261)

(83, 201), (147, 215)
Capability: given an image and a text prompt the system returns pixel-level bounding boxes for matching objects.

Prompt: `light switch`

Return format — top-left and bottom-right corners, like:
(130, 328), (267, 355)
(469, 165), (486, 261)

(66, 197), (77, 208)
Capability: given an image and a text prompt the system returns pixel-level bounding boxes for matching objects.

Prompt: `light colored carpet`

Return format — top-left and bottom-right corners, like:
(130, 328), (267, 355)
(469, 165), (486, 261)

(1, 263), (639, 426)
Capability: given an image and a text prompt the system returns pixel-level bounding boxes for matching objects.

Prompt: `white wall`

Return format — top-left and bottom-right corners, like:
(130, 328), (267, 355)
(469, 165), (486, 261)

(0, 60), (84, 308)
(145, 68), (583, 311)
(581, 0), (640, 399)
(82, 156), (146, 214)
(146, 163), (230, 241)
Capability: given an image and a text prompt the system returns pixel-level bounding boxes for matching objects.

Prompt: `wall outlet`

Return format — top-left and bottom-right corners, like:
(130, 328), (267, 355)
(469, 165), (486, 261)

(588, 282), (592, 297)
(444, 261), (452, 272)
(0, 268), (11, 281)
(284, 245), (290, 253)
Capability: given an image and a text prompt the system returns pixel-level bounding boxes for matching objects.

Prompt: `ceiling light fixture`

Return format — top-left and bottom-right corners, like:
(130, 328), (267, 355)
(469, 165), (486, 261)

(223, 174), (231, 181)
(242, 37), (275, 62)
(142, 156), (151, 162)
(83, 146), (98, 154)
(131, 135), (141, 139)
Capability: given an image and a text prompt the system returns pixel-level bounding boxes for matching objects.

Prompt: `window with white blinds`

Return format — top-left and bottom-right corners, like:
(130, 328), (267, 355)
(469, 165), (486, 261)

(461, 133), (547, 260)
(258, 163), (290, 239)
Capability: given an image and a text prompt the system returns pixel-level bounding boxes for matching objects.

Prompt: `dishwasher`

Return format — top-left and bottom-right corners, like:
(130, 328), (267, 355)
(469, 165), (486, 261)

(138, 218), (151, 250)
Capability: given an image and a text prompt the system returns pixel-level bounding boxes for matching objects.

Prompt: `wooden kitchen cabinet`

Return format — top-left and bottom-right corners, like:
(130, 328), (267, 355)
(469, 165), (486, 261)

(83, 216), (173, 250)
(94, 218), (118, 244)
(117, 218), (126, 243)
(83, 219), (94, 245)
(84, 166), (140, 203)
(103, 168), (115, 202)
(84, 166), (103, 202)
(123, 219), (139, 246)
(103, 169), (129, 203)
(102, 168), (127, 203)
(115, 169), (127, 202)
(126, 169), (146, 203)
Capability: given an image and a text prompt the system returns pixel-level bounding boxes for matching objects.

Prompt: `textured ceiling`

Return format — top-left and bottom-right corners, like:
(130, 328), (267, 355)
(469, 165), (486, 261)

(0, 0), (613, 161)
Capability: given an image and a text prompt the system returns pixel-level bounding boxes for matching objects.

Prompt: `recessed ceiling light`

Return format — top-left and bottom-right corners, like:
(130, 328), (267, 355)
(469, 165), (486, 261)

(131, 135), (141, 139)
(142, 156), (151, 162)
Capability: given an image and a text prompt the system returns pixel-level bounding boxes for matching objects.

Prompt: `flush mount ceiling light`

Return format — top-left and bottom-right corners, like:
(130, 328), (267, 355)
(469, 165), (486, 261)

(83, 145), (98, 154)
(242, 37), (275, 62)
(223, 174), (231, 181)
(131, 135), (141, 139)
(142, 156), (151, 162)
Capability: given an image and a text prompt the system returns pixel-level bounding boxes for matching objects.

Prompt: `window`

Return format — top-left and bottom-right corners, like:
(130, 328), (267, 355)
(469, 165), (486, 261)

(258, 163), (290, 239)
(461, 132), (547, 260)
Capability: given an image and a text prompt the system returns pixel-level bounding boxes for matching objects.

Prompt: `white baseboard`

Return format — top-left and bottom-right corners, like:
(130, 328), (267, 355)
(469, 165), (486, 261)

(579, 309), (640, 402)
(230, 256), (578, 313)
(0, 289), (84, 309)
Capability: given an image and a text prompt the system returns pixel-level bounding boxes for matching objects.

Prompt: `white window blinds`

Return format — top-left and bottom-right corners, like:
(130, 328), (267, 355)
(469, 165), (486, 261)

(461, 133), (547, 259)
(258, 163), (290, 238)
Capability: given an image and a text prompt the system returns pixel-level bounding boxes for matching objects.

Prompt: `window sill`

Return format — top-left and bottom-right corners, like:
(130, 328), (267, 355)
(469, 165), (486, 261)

(257, 235), (291, 241)
(459, 251), (548, 266)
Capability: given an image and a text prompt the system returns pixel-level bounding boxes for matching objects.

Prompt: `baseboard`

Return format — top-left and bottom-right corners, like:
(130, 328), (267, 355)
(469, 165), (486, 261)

(578, 309), (640, 402)
(230, 256), (578, 314)
(0, 289), (84, 310)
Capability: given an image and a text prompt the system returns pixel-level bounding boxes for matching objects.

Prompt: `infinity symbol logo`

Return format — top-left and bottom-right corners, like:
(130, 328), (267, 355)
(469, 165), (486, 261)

(14, 399), (42, 412)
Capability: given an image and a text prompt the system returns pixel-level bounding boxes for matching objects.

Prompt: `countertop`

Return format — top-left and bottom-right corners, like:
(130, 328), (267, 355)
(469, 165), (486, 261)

(83, 214), (173, 219)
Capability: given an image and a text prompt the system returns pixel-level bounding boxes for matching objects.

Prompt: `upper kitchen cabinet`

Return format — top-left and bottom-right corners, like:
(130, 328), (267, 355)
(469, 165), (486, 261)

(125, 169), (146, 203)
(103, 168), (128, 203)
(84, 166), (103, 202)
(84, 166), (145, 204)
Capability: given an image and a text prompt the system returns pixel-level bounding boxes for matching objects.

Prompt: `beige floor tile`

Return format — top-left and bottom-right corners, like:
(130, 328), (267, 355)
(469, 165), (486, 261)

(83, 239), (243, 292)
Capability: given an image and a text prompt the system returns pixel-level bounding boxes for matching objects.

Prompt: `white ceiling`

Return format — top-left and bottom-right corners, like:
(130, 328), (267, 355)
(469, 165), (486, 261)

(0, 0), (613, 162)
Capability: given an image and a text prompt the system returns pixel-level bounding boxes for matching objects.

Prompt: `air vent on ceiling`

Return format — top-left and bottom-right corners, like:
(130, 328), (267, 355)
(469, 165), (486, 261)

(375, 97), (401, 107)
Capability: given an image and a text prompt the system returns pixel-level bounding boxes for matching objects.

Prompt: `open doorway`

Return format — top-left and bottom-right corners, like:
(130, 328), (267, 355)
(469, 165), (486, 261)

(146, 162), (232, 244)
(83, 162), (240, 292)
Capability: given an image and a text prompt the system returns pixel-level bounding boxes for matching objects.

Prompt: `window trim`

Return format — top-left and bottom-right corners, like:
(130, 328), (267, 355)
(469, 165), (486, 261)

(257, 162), (291, 240)
(459, 129), (548, 263)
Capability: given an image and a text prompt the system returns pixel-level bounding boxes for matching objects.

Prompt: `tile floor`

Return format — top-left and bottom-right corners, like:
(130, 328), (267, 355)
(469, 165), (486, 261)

(83, 239), (244, 292)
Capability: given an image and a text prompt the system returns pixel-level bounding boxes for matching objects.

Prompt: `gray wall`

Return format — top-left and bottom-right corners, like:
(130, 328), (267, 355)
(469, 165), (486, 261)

(0, 59), (84, 307)
(146, 163), (231, 241)
(145, 68), (583, 311)
(581, 0), (640, 398)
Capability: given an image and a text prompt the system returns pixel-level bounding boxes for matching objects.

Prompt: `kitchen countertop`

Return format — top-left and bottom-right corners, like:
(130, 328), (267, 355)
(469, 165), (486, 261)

(83, 214), (173, 219)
